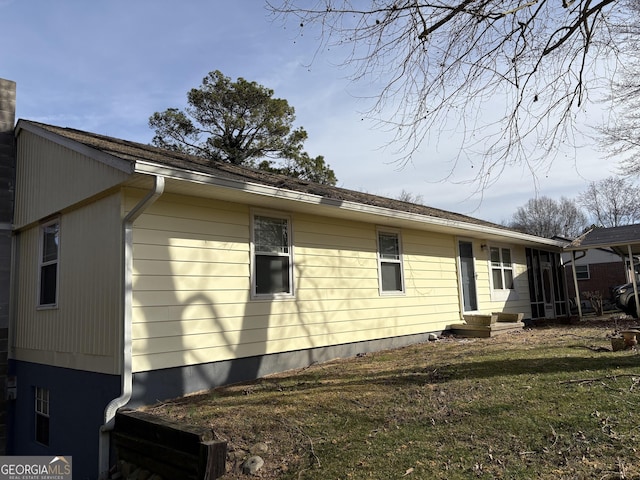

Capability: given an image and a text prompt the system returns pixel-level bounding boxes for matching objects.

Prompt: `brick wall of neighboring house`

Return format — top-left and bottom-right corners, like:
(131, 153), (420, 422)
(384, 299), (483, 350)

(0, 78), (16, 454)
(565, 261), (627, 304)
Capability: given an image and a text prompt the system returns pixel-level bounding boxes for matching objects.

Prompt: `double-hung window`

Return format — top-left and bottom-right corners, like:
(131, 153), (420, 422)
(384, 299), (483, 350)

(35, 386), (50, 446)
(377, 230), (404, 294)
(39, 219), (60, 307)
(490, 246), (514, 290)
(575, 264), (590, 280)
(252, 214), (293, 297)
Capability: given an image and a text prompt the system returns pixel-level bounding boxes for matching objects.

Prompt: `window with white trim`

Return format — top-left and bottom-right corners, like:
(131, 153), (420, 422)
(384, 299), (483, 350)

(35, 386), (50, 446)
(490, 246), (514, 290)
(377, 230), (404, 294)
(39, 219), (59, 307)
(575, 264), (590, 280)
(252, 214), (293, 297)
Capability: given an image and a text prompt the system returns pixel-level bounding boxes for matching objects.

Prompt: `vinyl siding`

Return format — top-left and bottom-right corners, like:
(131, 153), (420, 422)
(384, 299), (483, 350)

(130, 193), (465, 372)
(14, 130), (130, 229)
(473, 243), (532, 314)
(12, 193), (122, 374)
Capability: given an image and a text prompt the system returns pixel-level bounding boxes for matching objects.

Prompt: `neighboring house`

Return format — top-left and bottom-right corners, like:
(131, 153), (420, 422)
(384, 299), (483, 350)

(5, 116), (569, 477)
(560, 244), (628, 304)
(563, 225), (640, 316)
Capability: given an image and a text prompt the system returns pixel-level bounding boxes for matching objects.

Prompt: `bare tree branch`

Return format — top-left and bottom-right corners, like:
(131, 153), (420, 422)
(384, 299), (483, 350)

(508, 195), (588, 237)
(577, 176), (640, 227)
(268, 0), (631, 188)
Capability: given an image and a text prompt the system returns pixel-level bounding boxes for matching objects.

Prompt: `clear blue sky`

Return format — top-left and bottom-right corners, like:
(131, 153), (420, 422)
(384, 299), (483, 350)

(0, 0), (616, 223)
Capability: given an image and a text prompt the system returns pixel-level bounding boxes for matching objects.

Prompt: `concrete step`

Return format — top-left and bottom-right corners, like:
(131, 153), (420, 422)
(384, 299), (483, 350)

(450, 321), (525, 338)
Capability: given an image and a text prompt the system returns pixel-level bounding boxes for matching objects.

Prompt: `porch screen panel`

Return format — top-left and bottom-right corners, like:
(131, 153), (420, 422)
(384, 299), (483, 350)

(551, 252), (567, 315)
(526, 248), (544, 319)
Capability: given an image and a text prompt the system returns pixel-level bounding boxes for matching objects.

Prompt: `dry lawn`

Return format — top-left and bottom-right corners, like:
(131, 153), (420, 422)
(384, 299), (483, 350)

(143, 316), (640, 479)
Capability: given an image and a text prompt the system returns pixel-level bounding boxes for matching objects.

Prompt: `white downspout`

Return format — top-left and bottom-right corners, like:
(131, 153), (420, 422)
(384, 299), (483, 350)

(628, 244), (640, 318)
(570, 251), (582, 318)
(98, 176), (164, 479)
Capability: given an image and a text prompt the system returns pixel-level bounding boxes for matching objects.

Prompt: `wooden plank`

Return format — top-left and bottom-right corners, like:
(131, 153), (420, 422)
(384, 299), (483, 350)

(113, 432), (199, 480)
(114, 410), (228, 480)
(115, 410), (214, 452)
(199, 440), (227, 480)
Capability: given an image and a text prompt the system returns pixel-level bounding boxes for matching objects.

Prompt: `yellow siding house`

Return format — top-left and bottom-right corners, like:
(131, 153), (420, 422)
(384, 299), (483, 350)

(8, 120), (568, 479)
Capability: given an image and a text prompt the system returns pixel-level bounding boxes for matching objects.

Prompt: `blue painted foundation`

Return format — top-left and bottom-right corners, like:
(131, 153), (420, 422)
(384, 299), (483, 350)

(8, 360), (120, 480)
(131, 331), (439, 406)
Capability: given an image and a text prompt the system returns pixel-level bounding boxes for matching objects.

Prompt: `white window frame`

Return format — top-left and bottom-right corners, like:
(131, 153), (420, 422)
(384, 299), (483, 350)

(35, 386), (50, 446)
(38, 218), (60, 308)
(489, 245), (515, 291)
(251, 211), (294, 299)
(575, 264), (590, 280)
(377, 228), (405, 295)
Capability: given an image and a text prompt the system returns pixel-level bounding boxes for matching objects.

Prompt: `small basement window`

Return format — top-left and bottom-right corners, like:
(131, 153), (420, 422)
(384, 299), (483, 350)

(35, 386), (50, 446)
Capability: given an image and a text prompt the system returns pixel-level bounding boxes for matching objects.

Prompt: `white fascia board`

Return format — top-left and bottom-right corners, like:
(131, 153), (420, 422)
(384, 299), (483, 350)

(15, 120), (135, 174)
(134, 160), (566, 249)
(565, 241), (640, 251)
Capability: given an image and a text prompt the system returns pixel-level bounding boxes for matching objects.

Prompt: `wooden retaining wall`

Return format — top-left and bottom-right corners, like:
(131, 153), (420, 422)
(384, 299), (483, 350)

(113, 410), (227, 480)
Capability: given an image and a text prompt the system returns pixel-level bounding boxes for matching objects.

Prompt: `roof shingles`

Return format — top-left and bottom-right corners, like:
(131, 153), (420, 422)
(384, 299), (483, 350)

(25, 120), (513, 232)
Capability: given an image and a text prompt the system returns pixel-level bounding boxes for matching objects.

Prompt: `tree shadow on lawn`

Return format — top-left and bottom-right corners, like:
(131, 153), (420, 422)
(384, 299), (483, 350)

(152, 319), (640, 411)
(265, 329), (639, 390)
(433, 351), (639, 383)
(532, 316), (640, 331)
(172, 350), (639, 411)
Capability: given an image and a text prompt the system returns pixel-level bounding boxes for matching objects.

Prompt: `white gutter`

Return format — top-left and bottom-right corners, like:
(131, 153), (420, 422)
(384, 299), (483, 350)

(133, 161), (566, 249)
(98, 176), (164, 479)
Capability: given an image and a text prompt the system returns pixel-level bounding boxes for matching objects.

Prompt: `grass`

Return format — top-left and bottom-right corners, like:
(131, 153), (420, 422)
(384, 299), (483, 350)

(143, 317), (640, 479)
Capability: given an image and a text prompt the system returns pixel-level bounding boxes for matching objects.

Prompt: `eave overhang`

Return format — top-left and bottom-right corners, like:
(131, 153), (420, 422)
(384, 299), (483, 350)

(15, 118), (566, 251)
(563, 227), (640, 257)
(15, 120), (135, 174)
(133, 160), (566, 250)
